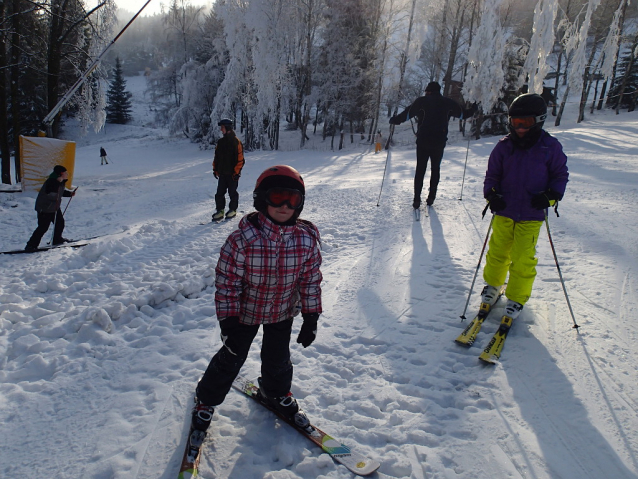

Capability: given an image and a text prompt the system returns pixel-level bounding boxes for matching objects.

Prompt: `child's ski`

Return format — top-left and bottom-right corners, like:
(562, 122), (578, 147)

(232, 376), (380, 476)
(177, 424), (207, 479)
(479, 314), (514, 364)
(455, 284), (507, 346)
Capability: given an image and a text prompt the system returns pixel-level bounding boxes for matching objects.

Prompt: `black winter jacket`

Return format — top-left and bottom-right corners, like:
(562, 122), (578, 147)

(34, 177), (72, 213)
(395, 93), (468, 148)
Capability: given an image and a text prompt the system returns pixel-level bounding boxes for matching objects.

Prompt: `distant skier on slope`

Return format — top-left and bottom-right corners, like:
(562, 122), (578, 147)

(25, 165), (76, 251)
(481, 93), (569, 320)
(100, 147), (109, 165)
(212, 118), (244, 221)
(389, 81), (477, 208)
(191, 165), (323, 434)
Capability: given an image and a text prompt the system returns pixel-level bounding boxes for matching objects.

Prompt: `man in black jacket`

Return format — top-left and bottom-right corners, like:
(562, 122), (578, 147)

(25, 165), (76, 251)
(390, 81), (476, 208)
(212, 118), (245, 221)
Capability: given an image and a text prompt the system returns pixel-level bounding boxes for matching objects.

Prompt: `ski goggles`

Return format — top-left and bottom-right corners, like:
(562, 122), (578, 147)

(509, 114), (546, 130)
(264, 187), (304, 209)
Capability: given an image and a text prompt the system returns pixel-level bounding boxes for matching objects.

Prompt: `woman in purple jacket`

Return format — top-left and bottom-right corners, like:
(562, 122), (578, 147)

(480, 94), (569, 319)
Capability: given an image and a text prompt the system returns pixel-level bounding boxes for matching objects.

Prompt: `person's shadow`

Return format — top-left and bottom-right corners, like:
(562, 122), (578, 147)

(501, 322), (638, 478)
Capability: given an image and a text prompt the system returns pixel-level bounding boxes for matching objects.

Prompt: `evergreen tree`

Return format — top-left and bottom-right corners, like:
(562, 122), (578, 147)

(106, 57), (133, 124)
(607, 50), (638, 111)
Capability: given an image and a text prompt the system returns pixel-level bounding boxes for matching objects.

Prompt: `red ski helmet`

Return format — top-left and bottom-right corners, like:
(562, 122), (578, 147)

(253, 165), (305, 217)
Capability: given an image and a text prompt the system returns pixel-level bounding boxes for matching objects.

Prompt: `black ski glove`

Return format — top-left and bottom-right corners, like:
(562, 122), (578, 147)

(531, 189), (561, 210)
(297, 313), (319, 348)
(389, 115), (401, 125)
(233, 174), (240, 181)
(486, 188), (506, 212)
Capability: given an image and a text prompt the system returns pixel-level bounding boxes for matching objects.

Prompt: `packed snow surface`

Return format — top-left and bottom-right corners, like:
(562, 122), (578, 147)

(1, 77), (637, 478)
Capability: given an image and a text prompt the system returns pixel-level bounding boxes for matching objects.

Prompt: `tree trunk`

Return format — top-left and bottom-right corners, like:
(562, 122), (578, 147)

(615, 33), (638, 114)
(578, 43), (600, 123)
(299, 0), (315, 148)
(0, 1), (11, 184)
(11, 0), (22, 181)
(555, 85), (569, 126)
(443, 2), (466, 97)
(386, 0), (417, 149)
(552, 48), (563, 116)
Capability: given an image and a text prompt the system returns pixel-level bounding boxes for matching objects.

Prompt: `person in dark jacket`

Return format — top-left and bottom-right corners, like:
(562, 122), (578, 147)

(191, 165), (322, 435)
(390, 81), (476, 208)
(100, 147), (109, 165)
(25, 165), (76, 251)
(212, 118), (244, 221)
(480, 93), (568, 320)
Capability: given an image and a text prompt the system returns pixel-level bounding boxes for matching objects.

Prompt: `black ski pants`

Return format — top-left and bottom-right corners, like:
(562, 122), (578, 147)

(26, 209), (65, 248)
(414, 143), (445, 204)
(196, 318), (294, 407)
(215, 175), (239, 212)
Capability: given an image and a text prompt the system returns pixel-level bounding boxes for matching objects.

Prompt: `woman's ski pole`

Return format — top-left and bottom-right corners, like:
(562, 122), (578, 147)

(545, 212), (579, 329)
(460, 214), (494, 320)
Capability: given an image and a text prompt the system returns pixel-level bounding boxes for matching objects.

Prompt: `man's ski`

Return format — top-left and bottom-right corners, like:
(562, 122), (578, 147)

(232, 376), (380, 476)
(414, 208), (421, 221)
(479, 314), (514, 364)
(177, 424), (207, 479)
(455, 285), (506, 346)
(1, 241), (88, 255)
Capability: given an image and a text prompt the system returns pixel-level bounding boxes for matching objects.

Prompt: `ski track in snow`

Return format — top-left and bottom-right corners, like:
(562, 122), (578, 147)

(1, 79), (637, 478)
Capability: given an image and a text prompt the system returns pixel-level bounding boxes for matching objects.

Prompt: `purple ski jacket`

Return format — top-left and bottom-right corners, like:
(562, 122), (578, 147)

(484, 131), (568, 222)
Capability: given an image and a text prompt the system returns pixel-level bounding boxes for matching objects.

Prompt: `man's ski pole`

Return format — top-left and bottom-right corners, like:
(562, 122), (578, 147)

(376, 143), (391, 207)
(63, 187), (78, 216)
(545, 212), (579, 329)
(458, 119), (473, 201)
(460, 214), (494, 320)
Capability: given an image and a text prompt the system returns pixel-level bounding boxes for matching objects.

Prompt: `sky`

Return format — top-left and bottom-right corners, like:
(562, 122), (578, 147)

(115, 0), (210, 17)
(1, 76), (637, 478)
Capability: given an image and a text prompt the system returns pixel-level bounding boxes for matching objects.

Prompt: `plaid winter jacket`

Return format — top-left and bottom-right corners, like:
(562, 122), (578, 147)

(215, 212), (322, 325)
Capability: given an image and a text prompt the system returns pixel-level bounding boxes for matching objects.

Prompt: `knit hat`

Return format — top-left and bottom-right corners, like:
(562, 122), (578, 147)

(53, 165), (67, 177)
(425, 81), (441, 93)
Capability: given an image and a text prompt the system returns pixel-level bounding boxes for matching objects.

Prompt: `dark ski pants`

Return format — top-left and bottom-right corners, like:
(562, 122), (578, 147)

(215, 175), (239, 212)
(414, 143), (445, 204)
(196, 318), (294, 407)
(26, 209), (65, 248)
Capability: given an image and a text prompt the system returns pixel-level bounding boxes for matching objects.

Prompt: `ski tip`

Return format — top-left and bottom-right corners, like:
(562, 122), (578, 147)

(479, 354), (499, 365)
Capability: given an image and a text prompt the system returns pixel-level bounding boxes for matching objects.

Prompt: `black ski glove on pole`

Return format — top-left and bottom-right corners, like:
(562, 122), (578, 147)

(485, 188), (506, 212)
(531, 189), (561, 210)
(389, 116), (401, 125)
(297, 313), (319, 348)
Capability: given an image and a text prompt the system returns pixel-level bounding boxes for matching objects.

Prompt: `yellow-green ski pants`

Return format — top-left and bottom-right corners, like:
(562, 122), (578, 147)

(483, 215), (543, 305)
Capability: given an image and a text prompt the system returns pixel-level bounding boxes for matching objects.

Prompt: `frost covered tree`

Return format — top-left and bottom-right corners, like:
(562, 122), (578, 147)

(463, 0), (507, 115)
(522, 0), (558, 95)
(316, 0), (378, 149)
